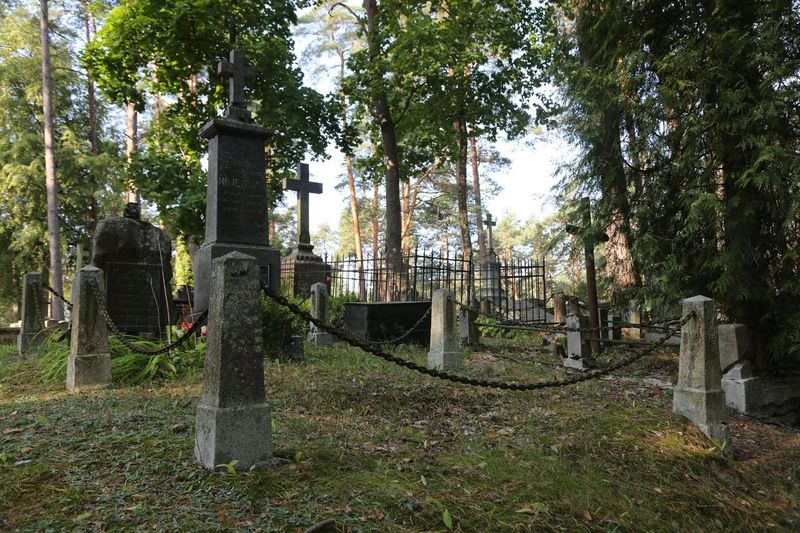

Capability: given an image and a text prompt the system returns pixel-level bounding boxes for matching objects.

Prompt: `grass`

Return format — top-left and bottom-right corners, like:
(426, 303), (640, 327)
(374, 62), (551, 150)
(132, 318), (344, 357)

(1, 336), (798, 531)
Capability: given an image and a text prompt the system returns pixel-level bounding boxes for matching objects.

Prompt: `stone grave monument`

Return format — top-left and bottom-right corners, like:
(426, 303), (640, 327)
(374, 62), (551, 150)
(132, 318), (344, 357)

(563, 312), (596, 370)
(308, 282), (333, 347)
(17, 272), (45, 356)
(478, 213), (503, 312)
(193, 49), (280, 314)
(281, 163), (329, 297)
(91, 211), (175, 335)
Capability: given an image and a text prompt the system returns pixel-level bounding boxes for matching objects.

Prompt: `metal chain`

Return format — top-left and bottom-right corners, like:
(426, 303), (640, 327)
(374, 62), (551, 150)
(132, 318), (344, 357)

(264, 286), (695, 391)
(475, 315), (683, 335)
(88, 279), (207, 356)
(41, 282), (73, 310)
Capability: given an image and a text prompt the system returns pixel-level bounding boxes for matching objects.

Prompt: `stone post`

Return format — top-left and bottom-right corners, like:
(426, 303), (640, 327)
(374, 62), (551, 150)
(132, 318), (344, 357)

(67, 267), (112, 392)
(458, 304), (480, 346)
(308, 282), (333, 347)
(428, 289), (460, 370)
(18, 272), (45, 357)
(195, 252), (272, 471)
(607, 313), (622, 341)
(624, 301), (642, 339)
(718, 324), (760, 413)
(673, 296), (730, 444)
(553, 292), (567, 324)
(563, 313), (595, 369)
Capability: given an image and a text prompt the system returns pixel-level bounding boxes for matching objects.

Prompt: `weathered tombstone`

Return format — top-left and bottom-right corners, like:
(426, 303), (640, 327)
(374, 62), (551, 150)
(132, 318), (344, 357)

(718, 324), (749, 373)
(672, 295), (730, 444)
(308, 282), (333, 347)
(195, 252), (272, 471)
(91, 215), (175, 335)
(192, 49), (280, 316)
(67, 266), (111, 392)
(289, 334), (305, 361)
(718, 323), (759, 412)
(458, 303), (480, 346)
(553, 292), (567, 324)
(281, 163), (328, 297)
(428, 289), (460, 370)
(563, 313), (595, 370)
(17, 272), (45, 356)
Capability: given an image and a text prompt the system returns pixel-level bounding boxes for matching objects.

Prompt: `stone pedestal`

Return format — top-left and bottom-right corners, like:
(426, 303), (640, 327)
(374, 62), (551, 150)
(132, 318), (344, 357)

(308, 282), (333, 347)
(428, 289), (460, 370)
(458, 305), (480, 346)
(195, 252), (272, 471)
(18, 272), (45, 357)
(67, 267), (111, 392)
(193, 118), (280, 316)
(281, 244), (328, 298)
(672, 295), (730, 444)
(563, 314), (595, 370)
(91, 216), (176, 335)
(479, 251), (503, 309)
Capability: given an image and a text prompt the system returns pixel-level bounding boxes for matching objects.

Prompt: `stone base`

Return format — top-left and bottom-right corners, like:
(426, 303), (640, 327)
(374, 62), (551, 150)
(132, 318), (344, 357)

(281, 245), (329, 298)
(673, 387), (730, 442)
(722, 373), (800, 425)
(562, 356), (595, 370)
(195, 402), (272, 471)
(67, 353), (112, 392)
(645, 329), (681, 346)
(428, 350), (461, 370)
(193, 242), (280, 317)
(308, 330), (333, 347)
(722, 377), (762, 413)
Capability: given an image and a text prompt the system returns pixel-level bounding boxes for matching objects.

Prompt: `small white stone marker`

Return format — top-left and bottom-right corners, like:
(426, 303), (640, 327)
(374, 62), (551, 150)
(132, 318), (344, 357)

(195, 252), (272, 471)
(428, 289), (460, 370)
(17, 272), (45, 357)
(563, 313), (595, 370)
(672, 295), (730, 445)
(307, 282), (333, 347)
(67, 266), (112, 392)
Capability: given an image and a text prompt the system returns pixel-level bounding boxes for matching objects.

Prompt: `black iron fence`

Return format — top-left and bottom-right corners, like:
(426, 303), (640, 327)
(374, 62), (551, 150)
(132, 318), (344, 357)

(280, 249), (548, 323)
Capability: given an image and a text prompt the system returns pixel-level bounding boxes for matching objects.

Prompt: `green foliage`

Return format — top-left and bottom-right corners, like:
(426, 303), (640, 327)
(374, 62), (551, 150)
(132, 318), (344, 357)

(260, 293), (308, 355)
(37, 329), (206, 385)
(477, 317), (537, 340)
(328, 293), (360, 329)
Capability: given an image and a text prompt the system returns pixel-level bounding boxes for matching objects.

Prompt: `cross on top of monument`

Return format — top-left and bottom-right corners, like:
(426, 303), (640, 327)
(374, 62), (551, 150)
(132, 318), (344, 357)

(218, 49), (255, 121)
(283, 163), (323, 247)
(484, 212), (497, 251)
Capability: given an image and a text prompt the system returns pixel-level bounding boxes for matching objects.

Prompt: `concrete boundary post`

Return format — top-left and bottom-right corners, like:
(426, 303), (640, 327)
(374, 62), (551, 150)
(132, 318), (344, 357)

(428, 289), (460, 370)
(67, 266), (112, 392)
(673, 295), (730, 445)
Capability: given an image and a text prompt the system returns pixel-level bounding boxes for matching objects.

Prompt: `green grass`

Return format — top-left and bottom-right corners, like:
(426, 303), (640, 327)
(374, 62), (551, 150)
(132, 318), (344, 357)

(1, 337), (798, 531)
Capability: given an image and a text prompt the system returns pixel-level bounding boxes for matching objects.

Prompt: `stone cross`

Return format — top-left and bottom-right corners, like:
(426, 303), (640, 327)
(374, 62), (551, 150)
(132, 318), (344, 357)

(427, 289), (460, 370)
(218, 49), (255, 120)
(483, 213), (497, 251)
(67, 266), (111, 392)
(283, 163), (323, 246)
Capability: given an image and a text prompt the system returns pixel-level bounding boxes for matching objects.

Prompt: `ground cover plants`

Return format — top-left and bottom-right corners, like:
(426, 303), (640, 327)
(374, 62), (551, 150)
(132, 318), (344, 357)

(1, 337), (798, 531)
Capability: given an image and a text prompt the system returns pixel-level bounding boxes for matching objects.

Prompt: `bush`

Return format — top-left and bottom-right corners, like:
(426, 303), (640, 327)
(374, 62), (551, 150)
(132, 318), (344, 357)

(260, 294), (308, 356)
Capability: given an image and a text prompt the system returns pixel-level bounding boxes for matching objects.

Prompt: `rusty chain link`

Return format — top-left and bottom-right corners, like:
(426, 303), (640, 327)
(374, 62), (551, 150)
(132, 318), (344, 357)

(475, 315), (683, 335)
(88, 279), (207, 356)
(40, 282), (73, 310)
(264, 286), (695, 391)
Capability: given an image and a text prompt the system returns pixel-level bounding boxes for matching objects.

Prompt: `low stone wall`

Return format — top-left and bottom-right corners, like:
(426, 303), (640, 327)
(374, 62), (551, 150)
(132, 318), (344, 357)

(0, 327), (19, 345)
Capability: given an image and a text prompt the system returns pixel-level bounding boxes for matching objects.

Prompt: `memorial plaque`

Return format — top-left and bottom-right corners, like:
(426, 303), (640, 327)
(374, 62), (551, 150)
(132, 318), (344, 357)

(106, 262), (172, 333)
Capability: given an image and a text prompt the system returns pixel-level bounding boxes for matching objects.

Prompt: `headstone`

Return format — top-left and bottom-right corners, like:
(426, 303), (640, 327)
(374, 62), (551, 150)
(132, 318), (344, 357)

(718, 324), (749, 373)
(17, 272), (45, 356)
(289, 334), (305, 361)
(66, 266), (112, 392)
(563, 313), (595, 370)
(672, 295), (730, 444)
(553, 292), (567, 324)
(428, 289), (460, 370)
(192, 49), (281, 315)
(281, 163), (328, 297)
(91, 216), (175, 334)
(458, 304), (480, 346)
(195, 252), (272, 471)
(308, 282), (333, 347)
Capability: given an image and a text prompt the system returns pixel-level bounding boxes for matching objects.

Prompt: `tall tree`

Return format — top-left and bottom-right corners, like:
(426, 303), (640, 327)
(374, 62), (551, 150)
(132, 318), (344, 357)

(39, 0), (63, 319)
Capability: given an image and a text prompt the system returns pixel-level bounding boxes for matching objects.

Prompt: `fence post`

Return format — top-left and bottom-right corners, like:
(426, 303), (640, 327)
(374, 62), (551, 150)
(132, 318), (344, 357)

(67, 266), (111, 392)
(428, 289), (460, 370)
(673, 295), (730, 446)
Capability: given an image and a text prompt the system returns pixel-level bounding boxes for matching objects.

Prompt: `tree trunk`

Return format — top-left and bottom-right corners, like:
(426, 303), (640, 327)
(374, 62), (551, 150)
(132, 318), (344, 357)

(82, 0), (99, 237)
(40, 0), (63, 320)
(364, 0), (403, 300)
(454, 115), (472, 261)
(371, 179), (380, 300)
(469, 131), (486, 263)
(125, 99), (139, 204)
